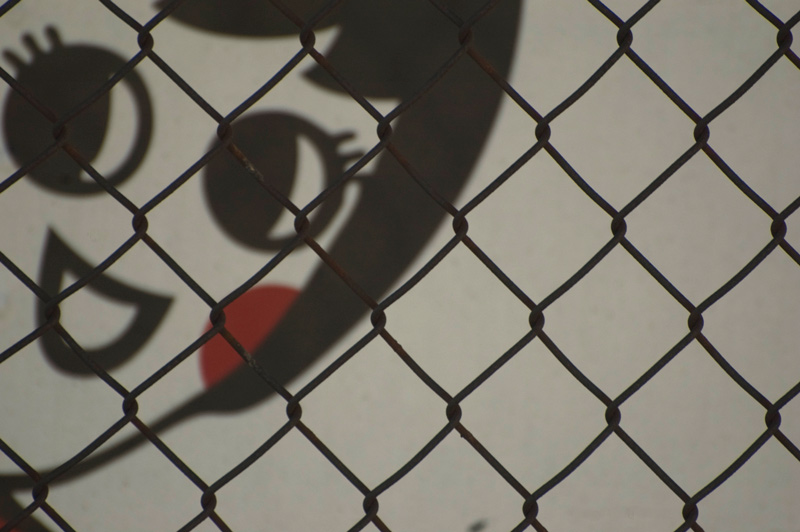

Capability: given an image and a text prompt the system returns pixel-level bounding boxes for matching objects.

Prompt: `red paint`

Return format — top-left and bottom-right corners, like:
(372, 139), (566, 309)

(0, 519), (20, 532)
(200, 285), (298, 388)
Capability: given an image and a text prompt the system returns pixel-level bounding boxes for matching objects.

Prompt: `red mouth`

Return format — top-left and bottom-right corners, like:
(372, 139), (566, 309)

(199, 285), (299, 388)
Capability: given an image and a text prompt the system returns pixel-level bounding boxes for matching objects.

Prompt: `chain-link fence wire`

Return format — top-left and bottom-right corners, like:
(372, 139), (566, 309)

(0, 0), (799, 530)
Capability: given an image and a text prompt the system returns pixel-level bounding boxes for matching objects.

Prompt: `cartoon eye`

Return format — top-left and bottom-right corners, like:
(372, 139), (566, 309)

(2, 26), (152, 194)
(202, 111), (361, 250)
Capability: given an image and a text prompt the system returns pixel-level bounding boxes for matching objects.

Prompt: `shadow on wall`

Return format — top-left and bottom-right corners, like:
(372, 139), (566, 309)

(0, 2), (521, 529)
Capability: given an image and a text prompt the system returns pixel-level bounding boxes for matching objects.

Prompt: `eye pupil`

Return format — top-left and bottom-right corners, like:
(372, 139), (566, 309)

(203, 111), (346, 250)
(261, 123), (299, 199)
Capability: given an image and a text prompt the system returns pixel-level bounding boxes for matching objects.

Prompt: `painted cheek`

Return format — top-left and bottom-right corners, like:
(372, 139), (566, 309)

(0, 519), (20, 532)
(199, 285), (298, 388)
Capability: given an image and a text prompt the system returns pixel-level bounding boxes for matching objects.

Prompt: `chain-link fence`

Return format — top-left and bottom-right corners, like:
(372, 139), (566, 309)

(1, 0), (799, 531)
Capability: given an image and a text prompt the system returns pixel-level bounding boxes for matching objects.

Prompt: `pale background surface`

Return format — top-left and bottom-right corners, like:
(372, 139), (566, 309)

(1, 1), (799, 531)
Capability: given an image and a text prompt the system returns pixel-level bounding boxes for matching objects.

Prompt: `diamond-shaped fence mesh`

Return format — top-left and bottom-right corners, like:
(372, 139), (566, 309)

(0, 0), (798, 531)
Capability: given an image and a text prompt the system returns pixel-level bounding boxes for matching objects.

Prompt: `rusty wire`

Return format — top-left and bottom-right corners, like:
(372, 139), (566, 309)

(1, 0), (799, 531)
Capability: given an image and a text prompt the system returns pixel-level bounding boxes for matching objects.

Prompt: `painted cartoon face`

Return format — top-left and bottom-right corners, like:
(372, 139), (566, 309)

(0, 1), (520, 529)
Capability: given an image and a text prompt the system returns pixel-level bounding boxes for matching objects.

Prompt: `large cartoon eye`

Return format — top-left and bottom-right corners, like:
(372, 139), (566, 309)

(202, 111), (359, 250)
(2, 26), (151, 194)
